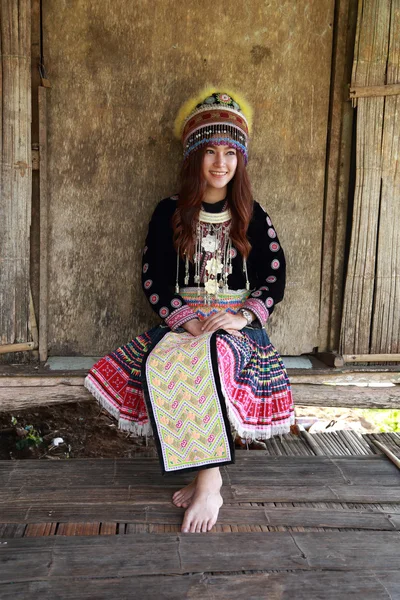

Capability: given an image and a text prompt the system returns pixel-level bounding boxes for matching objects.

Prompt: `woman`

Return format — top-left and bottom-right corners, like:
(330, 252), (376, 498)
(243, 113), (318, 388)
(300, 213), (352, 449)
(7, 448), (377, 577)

(85, 88), (294, 534)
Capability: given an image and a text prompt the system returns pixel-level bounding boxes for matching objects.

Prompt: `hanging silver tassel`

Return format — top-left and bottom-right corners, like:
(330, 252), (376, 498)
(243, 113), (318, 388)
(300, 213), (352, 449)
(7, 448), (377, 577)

(243, 258), (250, 290)
(184, 253), (189, 285)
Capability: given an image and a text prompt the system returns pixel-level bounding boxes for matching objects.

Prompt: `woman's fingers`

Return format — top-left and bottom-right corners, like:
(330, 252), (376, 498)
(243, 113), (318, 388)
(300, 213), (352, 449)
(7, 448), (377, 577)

(200, 312), (245, 333)
(201, 311), (225, 332)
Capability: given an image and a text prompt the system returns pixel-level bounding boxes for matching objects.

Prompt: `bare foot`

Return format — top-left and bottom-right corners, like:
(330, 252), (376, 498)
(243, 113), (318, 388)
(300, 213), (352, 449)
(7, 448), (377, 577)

(172, 477), (197, 508)
(181, 468), (223, 533)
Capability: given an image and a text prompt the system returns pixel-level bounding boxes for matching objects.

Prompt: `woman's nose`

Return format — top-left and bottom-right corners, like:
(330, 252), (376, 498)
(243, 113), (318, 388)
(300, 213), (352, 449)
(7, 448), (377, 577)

(214, 153), (225, 165)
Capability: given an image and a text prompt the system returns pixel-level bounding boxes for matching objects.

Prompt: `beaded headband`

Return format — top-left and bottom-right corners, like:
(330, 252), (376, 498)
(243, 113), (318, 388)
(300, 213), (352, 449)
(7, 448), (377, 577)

(174, 87), (252, 165)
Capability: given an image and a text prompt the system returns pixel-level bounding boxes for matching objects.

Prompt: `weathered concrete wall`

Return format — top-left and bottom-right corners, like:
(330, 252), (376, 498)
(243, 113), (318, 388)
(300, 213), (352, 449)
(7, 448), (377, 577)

(43, 0), (334, 355)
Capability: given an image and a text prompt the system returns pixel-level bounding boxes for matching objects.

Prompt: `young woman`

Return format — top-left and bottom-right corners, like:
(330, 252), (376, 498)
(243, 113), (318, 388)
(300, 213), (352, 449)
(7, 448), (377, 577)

(84, 89), (294, 534)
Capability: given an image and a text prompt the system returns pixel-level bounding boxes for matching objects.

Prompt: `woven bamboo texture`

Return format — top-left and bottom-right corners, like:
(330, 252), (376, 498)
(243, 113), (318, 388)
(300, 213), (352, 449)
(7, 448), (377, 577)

(340, 0), (400, 355)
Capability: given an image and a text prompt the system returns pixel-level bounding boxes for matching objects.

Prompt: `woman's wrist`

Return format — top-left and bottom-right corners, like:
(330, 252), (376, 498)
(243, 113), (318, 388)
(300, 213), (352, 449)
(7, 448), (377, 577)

(239, 308), (255, 326)
(182, 318), (202, 335)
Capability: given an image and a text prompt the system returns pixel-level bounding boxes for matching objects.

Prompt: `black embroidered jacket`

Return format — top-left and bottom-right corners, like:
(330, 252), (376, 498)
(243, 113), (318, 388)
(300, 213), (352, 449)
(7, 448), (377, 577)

(141, 196), (286, 329)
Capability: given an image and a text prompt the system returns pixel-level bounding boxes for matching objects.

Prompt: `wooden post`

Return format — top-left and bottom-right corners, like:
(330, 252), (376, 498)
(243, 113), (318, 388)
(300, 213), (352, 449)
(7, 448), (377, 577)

(38, 86), (49, 363)
(319, 0), (358, 353)
(0, 1), (32, 358)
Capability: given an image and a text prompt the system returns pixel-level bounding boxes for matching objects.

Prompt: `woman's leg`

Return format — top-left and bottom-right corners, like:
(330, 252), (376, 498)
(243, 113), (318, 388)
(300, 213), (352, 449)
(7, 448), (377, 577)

(180, 467), (223, 533)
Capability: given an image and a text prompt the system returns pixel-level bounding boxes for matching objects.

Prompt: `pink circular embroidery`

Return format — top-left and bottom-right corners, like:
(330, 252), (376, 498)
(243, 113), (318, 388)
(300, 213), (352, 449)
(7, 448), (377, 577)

(260, 285), (269, 291)
(270, 242), (280, 252)
(267, 228), (276, 239)
(150, 293), (159, 304)
(159, 306), (169, 317)
(266, 276), (277, 283)
(251, 290), (262, 297)
(271, 259), (280, 270)
(229, 248), (237, 258)
(266, 297), (274, 308)
(171, 298), (182, 308)
(144, 279), (153, 290)
(143, 263), (149, 273)
(143, 246), (148, 255)
(266, 216), (272, 226)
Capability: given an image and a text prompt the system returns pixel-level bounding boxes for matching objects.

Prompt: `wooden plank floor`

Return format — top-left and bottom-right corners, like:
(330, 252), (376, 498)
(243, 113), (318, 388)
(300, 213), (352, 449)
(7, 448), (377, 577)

(1, 434), (400, 599)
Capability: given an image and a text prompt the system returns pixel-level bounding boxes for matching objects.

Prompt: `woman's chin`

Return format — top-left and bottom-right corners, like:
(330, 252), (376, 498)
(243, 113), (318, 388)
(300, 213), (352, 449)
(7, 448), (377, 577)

(206, 177), (230, 189)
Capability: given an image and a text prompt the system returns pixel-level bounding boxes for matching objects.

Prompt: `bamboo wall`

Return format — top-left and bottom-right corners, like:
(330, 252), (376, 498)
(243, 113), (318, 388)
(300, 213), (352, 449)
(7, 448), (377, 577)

(0, 1), (32, 347)
(340, 0), (400, 355)
(42, 0), (335, 356)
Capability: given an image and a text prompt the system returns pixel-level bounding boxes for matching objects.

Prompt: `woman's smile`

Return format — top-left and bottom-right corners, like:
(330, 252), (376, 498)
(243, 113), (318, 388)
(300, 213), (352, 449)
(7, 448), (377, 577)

(202, 145), (238, 200)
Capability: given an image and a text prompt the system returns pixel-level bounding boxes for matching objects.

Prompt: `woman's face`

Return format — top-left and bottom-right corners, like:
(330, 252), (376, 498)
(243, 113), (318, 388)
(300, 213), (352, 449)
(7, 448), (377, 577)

(202, 145), (238, 190)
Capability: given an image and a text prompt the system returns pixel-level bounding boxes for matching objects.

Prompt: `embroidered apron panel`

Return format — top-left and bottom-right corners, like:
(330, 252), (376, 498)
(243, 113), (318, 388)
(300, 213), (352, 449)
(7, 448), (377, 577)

(144, 331), (234, 473)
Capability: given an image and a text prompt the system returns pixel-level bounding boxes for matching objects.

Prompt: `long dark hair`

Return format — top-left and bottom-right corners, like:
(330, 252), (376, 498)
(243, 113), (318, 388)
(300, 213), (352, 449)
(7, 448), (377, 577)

(172, 147), (253, 260)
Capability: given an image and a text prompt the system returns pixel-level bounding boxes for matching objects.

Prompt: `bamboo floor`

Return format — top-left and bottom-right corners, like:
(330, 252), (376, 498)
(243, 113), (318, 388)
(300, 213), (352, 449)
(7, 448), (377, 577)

(1, 430), (400, 599)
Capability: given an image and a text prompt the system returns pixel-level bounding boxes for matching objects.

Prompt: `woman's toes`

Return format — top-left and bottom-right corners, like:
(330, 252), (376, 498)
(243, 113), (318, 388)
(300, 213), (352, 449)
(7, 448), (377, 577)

(207, 519), (214, 532)
(201, 520), (208, 533)
(190, 520), (198, 533)
(181, 516), (190, 533)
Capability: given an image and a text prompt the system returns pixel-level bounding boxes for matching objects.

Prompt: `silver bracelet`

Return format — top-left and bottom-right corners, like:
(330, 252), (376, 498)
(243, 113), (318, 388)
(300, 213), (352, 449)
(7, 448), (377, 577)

(239, 308), (253, 326)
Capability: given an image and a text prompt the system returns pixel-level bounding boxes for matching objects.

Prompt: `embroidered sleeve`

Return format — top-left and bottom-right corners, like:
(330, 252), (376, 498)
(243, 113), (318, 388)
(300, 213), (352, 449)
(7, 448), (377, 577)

(243, 204), (286, 326)
(142, 199), (197, 330)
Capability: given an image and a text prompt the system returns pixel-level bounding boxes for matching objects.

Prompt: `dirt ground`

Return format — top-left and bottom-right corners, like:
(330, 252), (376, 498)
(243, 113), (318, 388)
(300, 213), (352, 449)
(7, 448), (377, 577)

(0, 399), (386, 461)
(0, 401), (156, 461)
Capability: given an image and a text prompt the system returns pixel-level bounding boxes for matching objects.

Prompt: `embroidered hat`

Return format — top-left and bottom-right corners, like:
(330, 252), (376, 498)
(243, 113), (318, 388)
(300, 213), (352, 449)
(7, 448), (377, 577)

(174, 87), (253, 165)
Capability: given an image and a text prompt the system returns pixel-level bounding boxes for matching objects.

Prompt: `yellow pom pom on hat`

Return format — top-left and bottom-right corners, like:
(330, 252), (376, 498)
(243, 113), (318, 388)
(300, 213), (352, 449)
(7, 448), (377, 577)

(174, 87), (253, 165)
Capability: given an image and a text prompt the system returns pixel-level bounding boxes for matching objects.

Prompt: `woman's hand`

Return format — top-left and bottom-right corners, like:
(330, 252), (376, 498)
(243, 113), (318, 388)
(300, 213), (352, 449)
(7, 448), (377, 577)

(200, 311), (247, 334)
(182, 318), (204, 337)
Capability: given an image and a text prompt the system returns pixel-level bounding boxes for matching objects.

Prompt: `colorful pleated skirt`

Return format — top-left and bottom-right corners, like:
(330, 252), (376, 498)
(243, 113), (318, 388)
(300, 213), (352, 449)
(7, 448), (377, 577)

(84, 289), (294, 473)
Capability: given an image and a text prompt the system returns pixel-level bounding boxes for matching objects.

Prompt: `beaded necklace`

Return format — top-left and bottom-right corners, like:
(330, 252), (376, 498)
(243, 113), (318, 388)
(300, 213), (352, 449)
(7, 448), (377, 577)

(175, 209), (250, 302)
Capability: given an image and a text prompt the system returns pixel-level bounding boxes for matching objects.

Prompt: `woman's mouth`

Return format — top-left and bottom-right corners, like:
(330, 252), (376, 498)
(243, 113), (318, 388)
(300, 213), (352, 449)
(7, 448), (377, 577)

(210, 171), (228, 177)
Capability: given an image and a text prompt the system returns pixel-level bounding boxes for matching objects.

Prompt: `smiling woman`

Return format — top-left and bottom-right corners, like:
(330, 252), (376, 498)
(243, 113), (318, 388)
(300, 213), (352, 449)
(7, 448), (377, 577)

(84, 88), (294, 534)
(202, 145), (238, 192)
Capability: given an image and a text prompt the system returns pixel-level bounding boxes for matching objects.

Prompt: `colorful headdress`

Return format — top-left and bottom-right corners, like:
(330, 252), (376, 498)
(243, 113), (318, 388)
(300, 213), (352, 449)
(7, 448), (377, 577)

(174, 87), (253, 165)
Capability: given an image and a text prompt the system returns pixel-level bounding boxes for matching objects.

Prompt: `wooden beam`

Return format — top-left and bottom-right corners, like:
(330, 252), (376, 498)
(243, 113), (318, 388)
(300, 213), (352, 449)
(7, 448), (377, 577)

(293, 382), (400, 409)
(0, 343), (37, 355)
(343, 354), (400, 363)
(2, 571), (399, 600)
(1, 532), (400, 580)
(0, 375), (399, 411)
(349, 82), (400, 104)
(370, 440), (400, 470)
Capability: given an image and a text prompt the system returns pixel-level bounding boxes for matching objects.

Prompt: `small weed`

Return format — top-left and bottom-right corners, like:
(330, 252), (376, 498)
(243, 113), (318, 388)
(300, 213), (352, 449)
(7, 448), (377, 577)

(10, 416), (43, 451)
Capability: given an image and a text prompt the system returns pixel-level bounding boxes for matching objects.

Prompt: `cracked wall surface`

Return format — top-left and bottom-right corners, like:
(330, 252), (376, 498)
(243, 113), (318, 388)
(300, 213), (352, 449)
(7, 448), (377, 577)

(43, 0), (334, 355)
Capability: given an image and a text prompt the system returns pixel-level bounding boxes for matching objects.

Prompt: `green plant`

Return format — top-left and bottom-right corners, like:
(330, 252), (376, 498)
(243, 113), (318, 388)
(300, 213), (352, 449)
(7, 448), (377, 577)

(11, 417), (43, 450)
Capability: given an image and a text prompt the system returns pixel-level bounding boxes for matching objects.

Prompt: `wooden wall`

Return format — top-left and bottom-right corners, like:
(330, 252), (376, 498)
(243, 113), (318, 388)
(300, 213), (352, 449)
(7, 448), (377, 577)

(0, 1), (32, 347)
(340, 0), (400, 355)
(42, 0), (334, 356)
